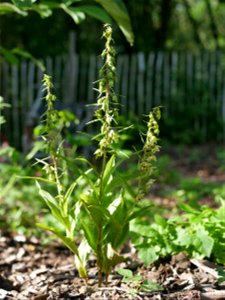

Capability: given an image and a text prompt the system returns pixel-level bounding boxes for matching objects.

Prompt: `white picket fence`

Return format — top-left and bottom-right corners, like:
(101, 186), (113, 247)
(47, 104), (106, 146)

(1, 50), (225, 149)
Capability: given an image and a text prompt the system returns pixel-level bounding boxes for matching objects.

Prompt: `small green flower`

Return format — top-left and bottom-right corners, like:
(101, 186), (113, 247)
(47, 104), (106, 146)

(93, 24), (119, 158)
(138, 107), (161, 197)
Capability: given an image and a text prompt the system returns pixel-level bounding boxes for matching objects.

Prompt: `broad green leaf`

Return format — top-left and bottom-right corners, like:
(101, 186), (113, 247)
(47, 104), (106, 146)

(79, 168), (99, 198)
(0, 47), (19, 64)
(12, 0), (36, 8)
(13, 47), (46, 70)
(193, 227), (214, 257)
(37, 186), (68, 227)
(37, 223), (80, 257)
(0, 3), (27, 15)
(1, 174), (17, 198)
(131, 223), (157, 238)
(25, 140), (46, 160)
(37, 186), (58, 205)
(179, 203), (199, 214)
(138, 246), (159, 265)
(112, 222), (129, 249)
(72, 5), (112, 23)
(107, 193), (122, 214)
(117, 268), (133, 278)
(84, 204), (110, 225)
(154, 214), (167, 227)
(105, 198), (130, 248)
(102, 155), (115, 188)
(28, 4), (52, 18)
(74, 239), (90, 279)
(95, 0), (134, 45)
(119, 175), (136, 198)
(175, 227), (192, 246)
(81, 221), (97, 252)
(104, 244), (125, 271)
(141, 280), (163, 292)
(128, 205), (153, 221)
(64, 181), (78, 203)
(60, 4), (86, 24)
(62, 0), (82, 4)
(80, 192), (98, 205)
(21, 176), (56, 185)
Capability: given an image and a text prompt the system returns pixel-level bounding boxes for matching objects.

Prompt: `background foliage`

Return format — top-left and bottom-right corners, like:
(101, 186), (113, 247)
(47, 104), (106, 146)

(2, 0), (225, 57)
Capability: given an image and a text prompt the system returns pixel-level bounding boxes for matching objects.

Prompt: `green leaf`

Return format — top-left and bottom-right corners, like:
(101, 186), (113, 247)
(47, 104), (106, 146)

(81, 221), (97, 252)
(175, 227), (192, 246)
(104, 245), (125, 272)
(25, 140), (46, 160)
(84, 204), (110, 225)
(95, 0), (134, 45)
(12, 48), (45, 70)
(128, 205), (153, 221)
(72, 5), (112, 23)
(138, 246), (159, 265)
(79, 168), (99, 198)
(102, 155), (115, 188)
(105, 197), (129, 248)
(179, 203), (199, 214)
(37, 223), (80, 257)
(154, 214), (167, 227)
(60, 4), (86, 24)
(12, 0), (36, 8)
(0, 3), (27, 15)
(193, 227), (214, 257)
(74, 239), (90, 279)
(117, 268), (133, 278)
(21, 176), (56, 185)
(141, 280), (163, 292)
(0, 47), (19, 64)
(37, 186), (68, 227)
(64, 181), (77, 203)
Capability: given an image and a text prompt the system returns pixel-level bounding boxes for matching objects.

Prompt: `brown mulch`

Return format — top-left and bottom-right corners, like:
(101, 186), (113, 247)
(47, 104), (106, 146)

(1, 231), (225, 300)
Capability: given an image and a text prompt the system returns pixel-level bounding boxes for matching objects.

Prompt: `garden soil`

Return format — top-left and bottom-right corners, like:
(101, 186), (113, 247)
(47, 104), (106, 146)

(1, 145), (225, 300)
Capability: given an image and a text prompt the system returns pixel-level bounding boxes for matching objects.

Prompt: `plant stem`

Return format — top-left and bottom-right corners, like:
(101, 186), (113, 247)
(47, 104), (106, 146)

(97, 225), (103, 287)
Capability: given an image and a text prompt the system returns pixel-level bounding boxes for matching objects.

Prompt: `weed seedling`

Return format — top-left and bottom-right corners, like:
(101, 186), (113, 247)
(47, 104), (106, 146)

(117, 268), (163, 296)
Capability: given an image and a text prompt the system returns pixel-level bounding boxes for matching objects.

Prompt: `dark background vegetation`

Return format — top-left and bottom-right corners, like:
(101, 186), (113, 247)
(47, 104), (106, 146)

(2, 0), (225, 56)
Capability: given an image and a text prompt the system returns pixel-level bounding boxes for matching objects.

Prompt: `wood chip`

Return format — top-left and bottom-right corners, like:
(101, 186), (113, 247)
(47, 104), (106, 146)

(201, 290), (225, 300)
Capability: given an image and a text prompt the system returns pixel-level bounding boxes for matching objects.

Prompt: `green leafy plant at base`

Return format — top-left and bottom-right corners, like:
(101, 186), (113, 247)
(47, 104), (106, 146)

(27, 24), (161, 286)
(130, 201), (225, 266)
(117, 268), (163, 296)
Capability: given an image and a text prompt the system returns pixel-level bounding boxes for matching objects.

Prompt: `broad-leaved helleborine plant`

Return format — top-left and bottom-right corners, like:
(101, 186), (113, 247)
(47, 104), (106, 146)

(30, 24), (161, 286)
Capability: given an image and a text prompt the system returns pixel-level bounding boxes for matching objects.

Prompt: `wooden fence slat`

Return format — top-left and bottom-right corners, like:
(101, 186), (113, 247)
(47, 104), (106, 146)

(155, 52), (163, 106)
(27, 61), (35, 108)
(146, 52), (155, 112)
(137, 52), (145, 115)
(11, 64), (20, 145)
(119, 54), (129, 114)
(129, 54), (137, 113)
(162, 52), (170, 116)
